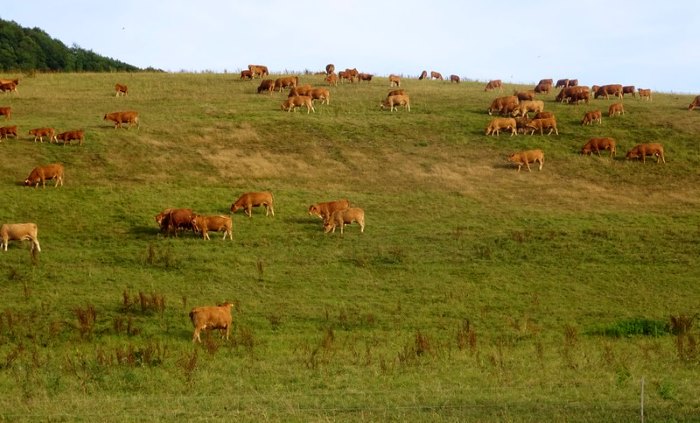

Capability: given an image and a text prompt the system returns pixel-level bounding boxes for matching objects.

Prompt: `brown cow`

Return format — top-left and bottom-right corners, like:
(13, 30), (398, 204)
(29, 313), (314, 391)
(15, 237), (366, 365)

(389, 74), (401, 87)
(514, 90), (535, 101)
(325, 73), (338, 86)
(513, 100), (544, 118)
(56, 130), (85, 146)
(485, 118), (517, 136)
(533, 111), (554, 120)
(239, 70), (253, 80)
(325, 64), (335, 75)
(687, 95), (700, 111)
(24, 163), (64, 188)
(387, 89), (406, 97)
(309, 88), (330, 105)
(191, 215), (233, 240)
(29, 127), (57, 143)
(430, 71), (444, 80)
(281, 95), (315, 113)
(567, 79), (579, 87)
(594, 84), (623, 100)
(289, 84), (313, 97)
(114, 83), (128, 96)
(323, 207), (365, 234)
(231, 191), (275, 217)
(357, 73), (373, 83)
(0, 82), (18, 93)
(637, 88), (652, 101)
(567, 90), (590, 104)
(538, 79), (553, 86)
(0, 78), (19, 86)
(274, 76), (298, 91)
(626, 143), (665, 163)
(158, 208), (196, 235)
(248, 64), (269, 78)
(104, 111), (139, 129)
(308, 199), (350, 221)
(608, 103), (624, 117)
(507, 149), (545, 172)
(525, 117), (558, 135)
(450, 75), (460, 83)
(338, 70), (354, 84)
(581, 137), (616, 157)
(622, 85), (636, 97)
(487, 95), (519, 116)
(556, 86), (590, 103)
(257, 79), (275, 94)
(514, 117), (532, 135)
(581, 110), (602, 125)
(0, 125), (17, 140)
(419, 70), (428, 80)
(380, 94), (410, 112)
(189, 302), (233, 343)
(1, 223), (40, 252)
(0, 107), (11, 120)
(534, 82), (551, 94)
(484, 79), (503, 92)
(555, 79), (569, 88)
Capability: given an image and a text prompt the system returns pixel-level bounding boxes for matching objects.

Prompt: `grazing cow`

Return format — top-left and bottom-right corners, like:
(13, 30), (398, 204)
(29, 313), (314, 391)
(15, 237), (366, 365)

(257, 79), (275, 94)
(581, 137), (616, 157)
(387, 89), (406, 97)
(239, 70), (253, 80)
(626, 143), (665, 163)
(638, 88), (652, 101)
(357, 73), (373, 83)
(29, 127), (57, 143)
(513, 100), (544, 118)
(1, 223), (40, 252)
(24, 163), (64, 188)
(608, 103), (624, 117)
(159, 208), (196, 235)
(274, 76), (298, 91)
(0, 107), (11, 120)
(484, 79), (503, 92)
(325, 64), (335, 75)
(114, 83), (128, 96)
(568, 79), (579, 87)
(533, 111), (554, 120)
(248, 64), (269, 78)
(418, 70), (428, 80)
(0, 82), (18, 93)
(281, 95), (315, 113)
(0, 125), (17, 140)
(594, 84), (623, 99)
(345, 68), (359, 80)
(556, 86), (590, 103)
(103, 111), (139, 129)
(534, 82), (551, 94)
(514, 117), (532, 135)
(389, 74), (401, 87)
(338, 70), (354, 83)
(154, 208), (174, 233)
(538, 79), (553, 86)
(189, 302), (233, 343)
(289, 84), (313, 97)
(323, 207), (365, 234)
(231, 191), (275, 217)
(555, 79), (569, 88)
(688, 95), (700, 111)
(487, 95), (519, 116)
(581, 110), (602, 125)
(485, 117), (517, 136)
(191, 215), (233, 240)
(507, 149), (545, 172)
(622, 85), (636, 97)
(308, 199), (350, 221)
(514, 90), (535, 101)
(380, 94), (410, 112)
(325, 73), (338, 86)
(450, 75), (460, 83)
(309, 88), (330, 105)
(56, 130), (85, 146)
(567, 90), (590, 104)
(430, 71), (444, 80)
(525, 117), (558, 135)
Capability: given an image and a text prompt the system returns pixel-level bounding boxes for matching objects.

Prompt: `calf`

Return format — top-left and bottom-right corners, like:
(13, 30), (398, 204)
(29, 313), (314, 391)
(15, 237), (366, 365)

(191, 215), (233, 240)
(430, 71), (443, 80)
(323, 207), (365, 234)
(231, 191), (274, 217)
(581, 110), (602, 125)
(104, 111), (139, 129)
(380, 94), (410, 112)
(281, 96), (315, 113)
(485, 118), (517, 136)
(24, 163), (64, 188)
(29, 127), (57, 143)
(0, 107), (11, 120)
(450, 74), (460, 83)
(308, 199), (350, 221)
(1, 223), (41, 252)
(56, 130), (85, 146)
(309, 88), (330, 105)
(389, 74), (401, 87)
(581, 137), (616, 157)
(525, 117), (558, 135)
(239, 70), (253, 80)
(638, 88), (652, 101)
(507, 149), (545, 172)
(608, 103), (624, 117)
(257, 79), (275, 94)
(0, 125), (17, 140)
(484, 79), (503, 92)
(114, 83), (128, 96)
(189, 302), (234, 343)
(626, 143), (665, 163)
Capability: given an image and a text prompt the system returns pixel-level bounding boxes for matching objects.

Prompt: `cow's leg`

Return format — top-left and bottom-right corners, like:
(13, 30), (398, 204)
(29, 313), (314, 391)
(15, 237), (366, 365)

(525, 161), (532, 172)
(538, 159), (544, 171)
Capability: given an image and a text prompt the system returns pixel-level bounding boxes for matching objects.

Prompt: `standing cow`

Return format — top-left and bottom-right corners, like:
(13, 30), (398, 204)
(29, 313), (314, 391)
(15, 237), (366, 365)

(189, 302), (234, 343)
(231, 192), (275, 217)
(1, 223), (41, 252)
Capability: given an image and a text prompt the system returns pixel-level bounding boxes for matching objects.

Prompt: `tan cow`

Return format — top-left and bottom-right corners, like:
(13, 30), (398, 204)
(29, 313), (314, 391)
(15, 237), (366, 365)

(0, 107), (11, 120)
(484, 79), (503, 92)
(289, 84), (313, 97)
(274, 76), (298, 91)
(325, 73), (338, 86)
(308, 199), (350, 221)
(581, 110), (602, 125)
(104, 111), (139, 129)
(323, 207), (365, 234)
(525, 117), (558, 135)
(581, 138), (616, 157)
(191, 215), (233, 240)
(56, 130), (85, 146)
(231, 191), (274, 217)
(389, 74), (401, 87)
(626, 143), (665, 163)
(485, 117), (517, 136)
(29, 127), (57, 143)
(387, 89), (406, 97)
(281, 95), (315, 113)
(1, 223), (40, 252)
(189, 302), (233, 343)
(513, 100), (544, 118)
(24, 163), (64, 188)
(487, 96), (519, 116)
(114, 83), (128, 96)
(248, 64), (269, 78)
(257, 79), (275, 94)
(0, 125), (17, 140)
(380, 94), (410, 112)
(507, 149), (545, 172)
(638, 88), (652, 101)
(309, 88), (330, 105)
(450, 75), (460, 83)
(687, 95), (700, 111)
(608, 103), (624, 117)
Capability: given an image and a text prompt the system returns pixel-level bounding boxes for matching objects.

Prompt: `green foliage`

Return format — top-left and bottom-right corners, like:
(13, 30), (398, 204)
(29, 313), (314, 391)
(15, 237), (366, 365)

(589, 318), (670, 338)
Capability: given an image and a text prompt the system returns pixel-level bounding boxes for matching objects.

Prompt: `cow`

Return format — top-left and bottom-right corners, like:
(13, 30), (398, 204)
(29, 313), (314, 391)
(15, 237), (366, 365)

(0, 82), (18, 93)
(289, 84), (313, 97)
(0, 107), (11, 120)
(103, 111), (139, 129)
(158, 208), (196, 235)
(29, 127), (57, 143)
(154, 208), (174, 233)
(189, 302), (233, 343)
(450, 75), (460, 83)
(534, 82), (551, 94)
(345, 68), (359, 80)
(567, 90), (590, 105)
(487, 96), (519, 116)
(556, 86), (590, 103)
(1, 223), (40, 252)
(538, 79), (553, 86)
(622, 85), (636, 97)
(24, 163), (64, 189)
(274, 76), (298, 91)
(485, 117), (517, 136)
(568, 79), (579, 87)
(514, 117), (532, 134)
(513, 100), (544, 118)
(380, 94), (410, 112)
(419, 70), (428, 80)
(56, 130), (85, 146)
(0, 78), (19, 86)
(608, 103), (624, 117)
(323, 207), (365, 234)
(688, 95), (700, 111)
(325, 73), (338, 86)
(594, 84), (623, 100)
(257, 79), (275, 94)
(581, 110), (602, 125)
(248, 64), (269, 78)
(281, 95), (315, 113)
(309, 88), (330, 105)
(514, 90), (535, 101)
(389, 74), (401, 87)
(325, 64), (335, 75)
(338, 70), (354, 84)
(525, 117), (558, 135)
(387, 89), (406, 97)
(308, 199), (350, 221)
(626, 143), (665, 163)
(484, 80), (503, 92)
(239, 70), (253, 80)
(555, 79), (569, 88)
(430, 71), (443, 80)
(0, 125), (17, 140)
(231, 191), (275, 217)
(114, 83), (128, 96)
(357, 73), (373, 83)
(533, 111), (554, 120)
(581, 137), (616, 157)
(638, 88), (652, 101)
(507, 149), (545, 172)
(191, 215), (233, 240)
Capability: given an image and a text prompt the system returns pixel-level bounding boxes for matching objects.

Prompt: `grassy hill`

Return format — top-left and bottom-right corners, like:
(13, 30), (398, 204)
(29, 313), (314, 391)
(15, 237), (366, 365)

(0, 72), (699, 422)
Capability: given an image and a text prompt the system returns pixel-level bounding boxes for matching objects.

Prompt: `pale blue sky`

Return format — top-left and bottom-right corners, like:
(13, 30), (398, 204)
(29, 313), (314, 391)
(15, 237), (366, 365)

(3, 1), (699, 93)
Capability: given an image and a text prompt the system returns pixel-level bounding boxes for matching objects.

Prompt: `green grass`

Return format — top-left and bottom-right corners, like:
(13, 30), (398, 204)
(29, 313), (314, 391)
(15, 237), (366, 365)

(0, 71), (699, 422)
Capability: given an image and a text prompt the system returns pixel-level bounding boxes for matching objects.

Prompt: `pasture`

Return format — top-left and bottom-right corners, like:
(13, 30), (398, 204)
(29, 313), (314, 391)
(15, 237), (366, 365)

(0, 71), (699, 422)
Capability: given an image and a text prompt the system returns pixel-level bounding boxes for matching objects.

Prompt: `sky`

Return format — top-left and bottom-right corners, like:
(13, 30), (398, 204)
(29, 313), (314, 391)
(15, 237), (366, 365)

(3, 1), (700, 93)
